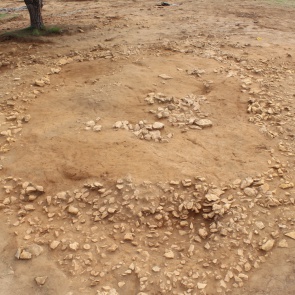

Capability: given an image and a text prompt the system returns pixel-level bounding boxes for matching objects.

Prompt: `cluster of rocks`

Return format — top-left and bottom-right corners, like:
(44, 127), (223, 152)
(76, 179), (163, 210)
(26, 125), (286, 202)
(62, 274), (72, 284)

(145, 92), (213, 130)
(84, 117), (102, 132)
(1, 161), (294, 294)
(113, 120), (172, 142)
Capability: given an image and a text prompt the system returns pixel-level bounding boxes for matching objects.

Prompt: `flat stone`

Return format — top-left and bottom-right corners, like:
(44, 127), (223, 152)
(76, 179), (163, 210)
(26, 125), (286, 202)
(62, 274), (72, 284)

(285, 232), (295, 240)
(195, 119), (213, 128)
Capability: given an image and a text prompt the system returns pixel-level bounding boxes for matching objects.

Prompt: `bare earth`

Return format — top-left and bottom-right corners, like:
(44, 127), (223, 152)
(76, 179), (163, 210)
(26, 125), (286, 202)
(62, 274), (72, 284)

(0, 0), (295, 294)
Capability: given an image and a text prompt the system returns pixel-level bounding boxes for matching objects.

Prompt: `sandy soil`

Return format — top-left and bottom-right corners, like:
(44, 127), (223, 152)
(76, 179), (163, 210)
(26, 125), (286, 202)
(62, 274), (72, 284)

(0, 0), (295, 294)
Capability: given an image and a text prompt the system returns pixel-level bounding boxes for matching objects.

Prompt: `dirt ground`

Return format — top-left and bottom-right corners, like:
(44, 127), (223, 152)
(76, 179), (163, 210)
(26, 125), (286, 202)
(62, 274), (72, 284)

(0, 0), (295, 294)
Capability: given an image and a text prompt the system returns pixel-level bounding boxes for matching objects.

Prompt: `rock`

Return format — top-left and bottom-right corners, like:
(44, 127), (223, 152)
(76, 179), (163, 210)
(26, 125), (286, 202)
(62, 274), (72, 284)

(93, 125), (102, 132)
(164, 250), (174, 259)
(278, 239), (289, 248)
(260, 239), (275, 251)
(244, 187), (257, 197)
(279, 182), (294, 189)
(83, 244), (91, 250)
(198, 228), (208, 239)
(34, 80), (45, 87)
(68, 206), (79, 215)
(195, 119), (212, 128)
(205, 193), (219, 202)
(113, 121), (123, 129)
(118, 282), (125, 288)
(152, 266), (161, 272)
(86, 121), (96, 127)
(69, 242), (79, 251)
(285, 232), (295, 240)
(50, 240), (60, 250)
(240, 177), (253, 189)
(158, 74), (173, 80)
(24, 204), (35, 211)
(197, 283), (207, 289)
(35, 276), (48, 286)
(16, 249), (32, 260)
(124, 233), (134, 241)
(26, 244), (44, 257)
(152, 122), (165, 130)
(255, 221), (265, 230)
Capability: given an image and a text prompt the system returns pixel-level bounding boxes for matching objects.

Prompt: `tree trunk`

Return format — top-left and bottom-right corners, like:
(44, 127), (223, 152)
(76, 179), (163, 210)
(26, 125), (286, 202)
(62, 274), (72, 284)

(24, 0), (44, 30)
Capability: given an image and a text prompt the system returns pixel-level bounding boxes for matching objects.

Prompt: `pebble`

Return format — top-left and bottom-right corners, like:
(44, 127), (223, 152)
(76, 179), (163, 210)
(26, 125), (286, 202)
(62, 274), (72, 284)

(164, 250), (175, 259)
(124, 233), (134, 241)
(152, 266), (161, 272)
(158, 74), (173, 80)
(68, 206), (79, 215)
(69, 242), (79, 251)
(50, 240), (60, 250)
(35, 276), (48, 286)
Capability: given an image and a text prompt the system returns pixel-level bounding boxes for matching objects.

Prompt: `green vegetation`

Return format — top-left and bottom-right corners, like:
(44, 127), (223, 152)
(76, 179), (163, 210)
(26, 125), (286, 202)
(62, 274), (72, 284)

(0, 26), (63, 41)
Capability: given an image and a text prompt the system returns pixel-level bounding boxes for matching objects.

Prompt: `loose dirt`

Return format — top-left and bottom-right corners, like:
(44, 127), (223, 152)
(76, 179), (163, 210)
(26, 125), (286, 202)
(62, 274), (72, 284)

(0, 0), (295, 294)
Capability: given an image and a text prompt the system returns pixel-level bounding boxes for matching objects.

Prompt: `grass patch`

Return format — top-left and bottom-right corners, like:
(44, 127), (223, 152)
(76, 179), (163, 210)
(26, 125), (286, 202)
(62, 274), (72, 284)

(0, 26), (63, 41)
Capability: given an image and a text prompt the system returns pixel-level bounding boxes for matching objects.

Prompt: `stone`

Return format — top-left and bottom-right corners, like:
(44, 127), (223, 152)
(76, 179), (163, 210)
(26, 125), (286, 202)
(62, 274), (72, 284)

(285, 232), (295, 240)
(197, 283), (207, 289)
(198, 228), (208, 239)
(260, 239), (275, 251)
(195, 119), (213, 128)
(124, 233), (134, 241)
(152, 266), (161, 272)
(240, 177), (253, 189)
(118, 282), (125, 288)
(152, 122), (165, 130)
(27, 244), (44, 257)
(255, 221), (265, 230)
(35, 276), (48, 286)
(68, 206), (79, 215)
(93, 125), (102, 132)
(278, 239), (289, 248)
(50, 241), (60, 250)
(158, 74), (173, 80)
(69, 242), (79, 251)
(83, 244), (91, 250)
(279, 182), (294, 189)
(205, 193), (219, 202)
(164, 250), (174, 259)
(16, 249), (32, 260)
(24, 204), (35, 211)
(244, 187), (257, 197)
